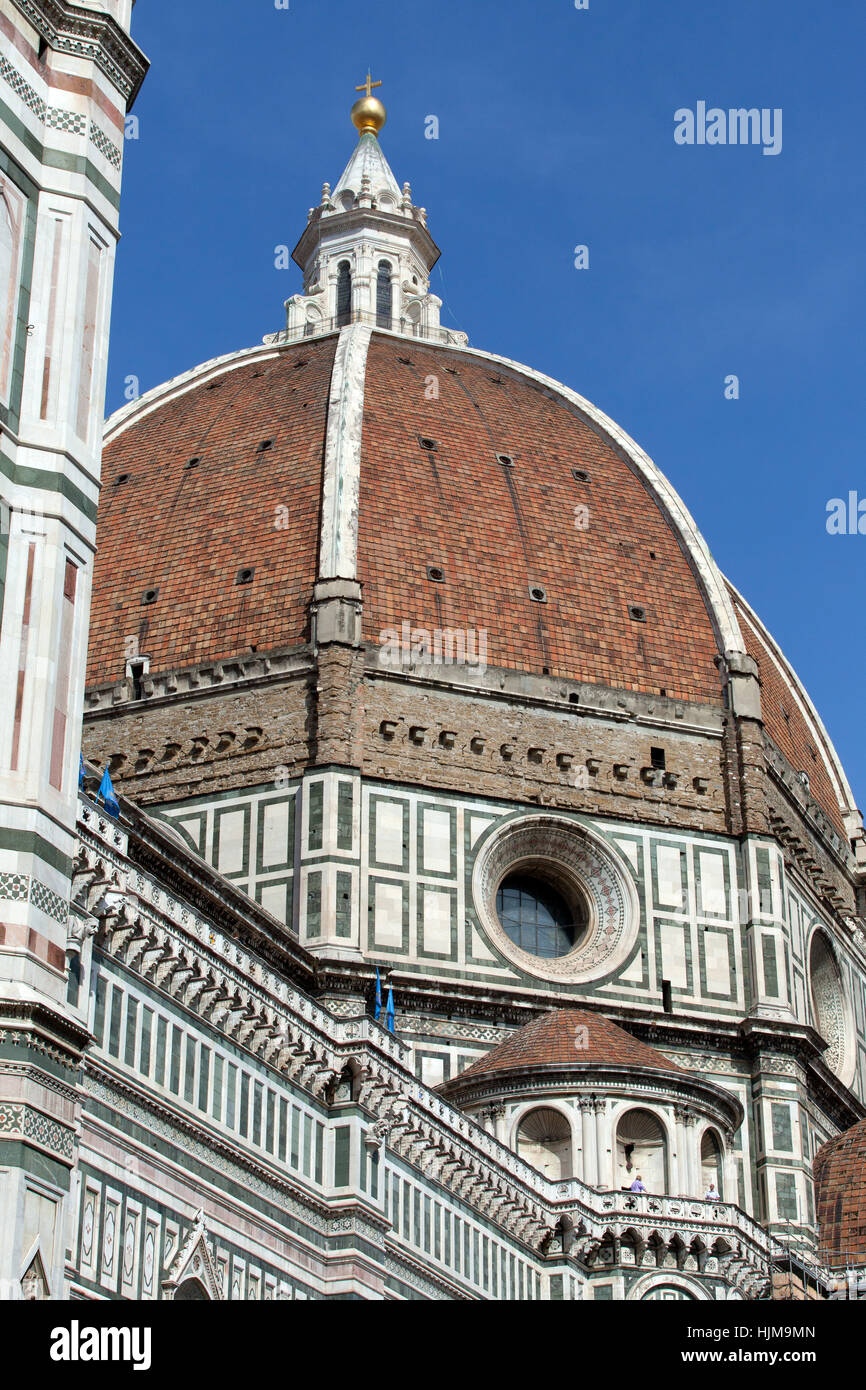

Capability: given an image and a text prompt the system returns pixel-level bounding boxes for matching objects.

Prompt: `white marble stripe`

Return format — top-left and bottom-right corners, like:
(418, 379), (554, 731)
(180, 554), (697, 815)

(319, 323), (372, 580)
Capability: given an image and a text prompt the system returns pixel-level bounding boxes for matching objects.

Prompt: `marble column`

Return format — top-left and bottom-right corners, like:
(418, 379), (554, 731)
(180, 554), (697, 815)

(674, 1106), (688, 1195)
(595, 1101), (609, 1190)
(579, 1099), (597, 1186)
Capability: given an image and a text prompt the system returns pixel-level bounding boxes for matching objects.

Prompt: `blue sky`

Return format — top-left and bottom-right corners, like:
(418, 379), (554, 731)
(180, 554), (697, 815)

(109, 0), (865, 810)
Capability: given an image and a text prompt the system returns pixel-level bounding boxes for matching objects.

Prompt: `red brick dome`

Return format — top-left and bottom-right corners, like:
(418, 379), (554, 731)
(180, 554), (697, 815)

(814, 1120), (866, 1267)
(441, 1008), (684, 1085)
(90, 335), (724, 699)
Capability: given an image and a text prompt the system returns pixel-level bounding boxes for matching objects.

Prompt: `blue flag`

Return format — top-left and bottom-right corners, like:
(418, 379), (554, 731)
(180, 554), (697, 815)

(78, 753), (86, 789)
(97, 766), (120, 817)
(385, 984), (395, 1034)
(374, 967), (382, 1022)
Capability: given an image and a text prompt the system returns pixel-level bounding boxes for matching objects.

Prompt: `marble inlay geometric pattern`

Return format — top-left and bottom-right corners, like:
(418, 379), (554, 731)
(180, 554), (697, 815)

(0, 1103), (75, 1159)
(0, 872), (69, 923)
(0, 51), (119, 159)
(90, 120), (122, 168)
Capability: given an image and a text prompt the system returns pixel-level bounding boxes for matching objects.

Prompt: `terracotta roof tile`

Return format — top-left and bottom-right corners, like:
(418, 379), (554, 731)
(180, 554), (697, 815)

(814, 1119), (866, 1266)
(446, 1008), (684, 1083)
(89, 331), (729, 704)
(87, 336), (337, 687)
(358, 337), (724, 704)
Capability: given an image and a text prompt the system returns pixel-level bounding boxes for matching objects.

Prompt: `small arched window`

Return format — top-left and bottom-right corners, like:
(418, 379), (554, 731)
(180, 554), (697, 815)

(376, 260), (393, 329)
(336, 261), (352, 327)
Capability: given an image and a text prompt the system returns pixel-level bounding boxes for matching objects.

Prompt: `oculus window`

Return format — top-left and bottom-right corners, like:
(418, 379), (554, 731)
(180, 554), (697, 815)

(496, 872), (587, 959)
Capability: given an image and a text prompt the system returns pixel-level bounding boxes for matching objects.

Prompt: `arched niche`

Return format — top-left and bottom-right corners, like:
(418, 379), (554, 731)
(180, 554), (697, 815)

(175, 1276), (210, 1301)
(700, 1129), (723, 1198)
(402, 301), (421, 336)
(516, 1106), (573, 1181)
(616, 1108), (668, 1194)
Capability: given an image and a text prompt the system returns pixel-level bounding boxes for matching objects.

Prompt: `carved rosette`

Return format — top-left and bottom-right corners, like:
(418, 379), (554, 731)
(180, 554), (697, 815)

(471, 814), (641, 984)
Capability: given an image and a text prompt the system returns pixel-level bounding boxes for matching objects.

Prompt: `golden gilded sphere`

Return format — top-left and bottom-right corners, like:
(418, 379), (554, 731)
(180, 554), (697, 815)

(351, 95), (387, 136)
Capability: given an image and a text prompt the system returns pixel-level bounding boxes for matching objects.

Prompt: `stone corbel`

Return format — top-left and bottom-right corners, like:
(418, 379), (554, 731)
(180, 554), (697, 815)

(119, 917), (151, 968)
(364, 1118), (391, 1153)
(311, 579), (363, 648)
(154, 953), (186, 992)
(180, 970), (211, 1010)
(310, 1066), (338, 1100)
(235, 1013), (268, 1049)
(224, 998), (258, 1041)
(140, 934), (172, 981)
(66, 914), (99, 956)
(197, 976), (232, 1020)
(723, 650), (763, 722)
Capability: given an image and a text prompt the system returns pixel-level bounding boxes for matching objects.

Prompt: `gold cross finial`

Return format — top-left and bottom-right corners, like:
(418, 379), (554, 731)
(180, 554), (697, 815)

(356, 71), (383, 99)
(351, 72), (387, 136)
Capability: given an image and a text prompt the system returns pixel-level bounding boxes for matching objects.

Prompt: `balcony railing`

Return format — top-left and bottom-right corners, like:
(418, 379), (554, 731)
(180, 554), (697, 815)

(264, 308), (468, 349)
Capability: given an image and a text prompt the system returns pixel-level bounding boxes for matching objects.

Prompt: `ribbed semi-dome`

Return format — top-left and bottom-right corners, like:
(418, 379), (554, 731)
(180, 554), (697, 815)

(439, 1008), (685, 1084)
(813, 1120), (866, 1267)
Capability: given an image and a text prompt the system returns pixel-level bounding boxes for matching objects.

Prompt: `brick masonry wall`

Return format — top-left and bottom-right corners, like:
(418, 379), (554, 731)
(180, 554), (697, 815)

(362, 673), (731, 835)
(732, 589), (846, 839)
(765, 776), (855, 917)
(83, 674), (314, 805)
(84, 656), (854, 911)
